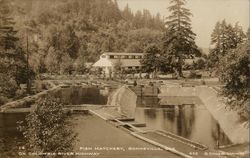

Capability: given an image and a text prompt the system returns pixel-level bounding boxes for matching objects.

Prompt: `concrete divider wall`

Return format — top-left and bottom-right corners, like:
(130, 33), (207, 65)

(195, 86), (249, 144)
(0, 86), (61, 112)
(159, 85), (196, 97)
(159, 85), (249, 144)
(129, 86), (159, 97)
(107, 86), (137, 118)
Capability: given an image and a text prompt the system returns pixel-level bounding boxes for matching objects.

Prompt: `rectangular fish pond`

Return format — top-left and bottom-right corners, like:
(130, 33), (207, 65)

(135, 96), (233, 149)
(52, 86), (111, 105)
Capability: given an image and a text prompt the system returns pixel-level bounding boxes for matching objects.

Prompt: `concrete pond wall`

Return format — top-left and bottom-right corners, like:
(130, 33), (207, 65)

(0, 84), (94, 112)
(107, 85), (137, 118)
(129, 85), (159, 97)
(0, 86), (62, 112)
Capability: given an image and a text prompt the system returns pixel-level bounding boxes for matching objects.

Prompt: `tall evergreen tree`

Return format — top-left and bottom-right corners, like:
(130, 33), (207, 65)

(230, 23), (245, 48)
(246, 28), (250, 39)
(208, 20), (245, 68)
(0, 0), (19, 51)
(133, 10), (143, 29)
(208, 21), (224, 68)
(122, 4), (133, 21)
(0, 0), (21, 77)
(163, 0), (199, 77)
(0, 0), (22, 98)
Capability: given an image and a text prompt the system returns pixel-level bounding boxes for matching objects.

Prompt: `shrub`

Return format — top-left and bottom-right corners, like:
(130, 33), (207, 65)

(0, 96), (9, 106)
(18, 96), (77, 156)
(0, 75), (19, 98)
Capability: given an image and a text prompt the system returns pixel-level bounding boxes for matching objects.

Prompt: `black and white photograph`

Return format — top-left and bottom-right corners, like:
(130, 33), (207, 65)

(0, 0), (249, 157)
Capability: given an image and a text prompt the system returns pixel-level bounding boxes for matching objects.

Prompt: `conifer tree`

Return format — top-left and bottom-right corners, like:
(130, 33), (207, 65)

(0, 0), (29, 97)
(163, 0), (199, 77)
(230, 23), (245, 48)
(122, 4), (133, 21)
(0, 0), (21, 78)
(208, 20), (245, 68)
(246, 28), (250, 39)
(0, 0), (19, 51)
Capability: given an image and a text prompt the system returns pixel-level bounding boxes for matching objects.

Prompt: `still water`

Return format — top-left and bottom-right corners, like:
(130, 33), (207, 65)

(52, 86), (109, 105)
(135, 96), (232, 149)
(0, 87), (110, 157)
(0, 87), (233, 157)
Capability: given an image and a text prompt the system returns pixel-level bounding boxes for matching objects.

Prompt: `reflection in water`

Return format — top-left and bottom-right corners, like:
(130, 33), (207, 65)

(164, 107), (175, 120)
(52, 86), (109, 105)
(211, 120), (232, 148)
(137, 97), (160, 108)
(135, 96), (232, 149)
(145, 109), (157, 119)
(176, 105), (195, 138)
(0, 87), (111, 157)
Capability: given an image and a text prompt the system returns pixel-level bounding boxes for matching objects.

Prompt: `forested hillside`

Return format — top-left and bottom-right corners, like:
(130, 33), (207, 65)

(7, 0), (165, 74)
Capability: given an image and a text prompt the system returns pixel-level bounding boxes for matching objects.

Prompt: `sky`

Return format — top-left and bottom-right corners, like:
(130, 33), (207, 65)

(117, 0), (250, 49)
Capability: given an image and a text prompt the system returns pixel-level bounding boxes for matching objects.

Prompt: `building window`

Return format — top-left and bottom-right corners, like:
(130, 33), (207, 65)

(109, 55), (114, 59)
(128, 67), (132, 69)
(121, 55), (127, 59)
(128, 55), (135, 59)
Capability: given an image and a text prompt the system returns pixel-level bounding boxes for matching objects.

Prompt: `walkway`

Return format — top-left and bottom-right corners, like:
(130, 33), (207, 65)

(74, 114), (179, 158)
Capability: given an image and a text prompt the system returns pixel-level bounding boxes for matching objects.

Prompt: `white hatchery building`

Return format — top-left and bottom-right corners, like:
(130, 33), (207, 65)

(93, 52), (144, 76)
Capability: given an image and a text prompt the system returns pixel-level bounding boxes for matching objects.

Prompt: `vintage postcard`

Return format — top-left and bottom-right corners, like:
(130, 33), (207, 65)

(0, 0), (249, 157)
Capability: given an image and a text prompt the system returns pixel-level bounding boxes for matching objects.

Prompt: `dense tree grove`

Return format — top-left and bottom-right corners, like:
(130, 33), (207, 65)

(0, 0), (165, 104)
(218, 28), (250, 116)
(4, 0), (164, 75)
(0, 0), (30, 104)
(207, 20), (249, 116)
